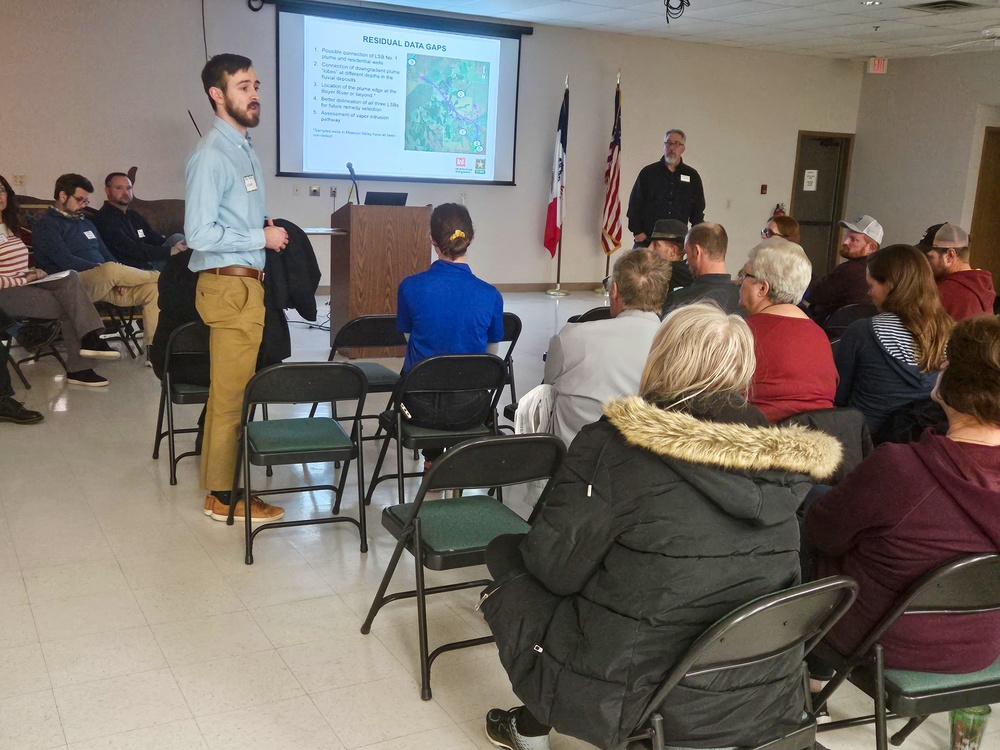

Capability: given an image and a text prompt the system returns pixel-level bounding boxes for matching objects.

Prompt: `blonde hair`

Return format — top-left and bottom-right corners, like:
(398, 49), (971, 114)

(640, 303), (756, 409)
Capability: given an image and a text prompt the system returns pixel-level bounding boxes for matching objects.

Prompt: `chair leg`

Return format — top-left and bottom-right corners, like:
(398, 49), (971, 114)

(166, 394), (179, 486)
(873, 645), (888, 750)
(890, 716), (928, 746)
(227, 437), (244, 527)
(152, 388), (166, 459)
(262, 404), (272, 478)
(364, 431), (392, 506)
(355, 426), (367, 553)
(413, 517), (433, 700)
(360, 531), (409, 634)
(396, 422), (406, 506)
(243, 449), (254, 566)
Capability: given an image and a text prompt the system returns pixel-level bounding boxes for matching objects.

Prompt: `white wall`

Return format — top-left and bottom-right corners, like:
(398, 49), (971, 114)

(846, 51), (1000, 246)
(0, 0), (862, 284)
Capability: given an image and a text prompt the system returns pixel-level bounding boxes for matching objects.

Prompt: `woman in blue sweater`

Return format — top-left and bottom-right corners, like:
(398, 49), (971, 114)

(834, 244), (953, 437)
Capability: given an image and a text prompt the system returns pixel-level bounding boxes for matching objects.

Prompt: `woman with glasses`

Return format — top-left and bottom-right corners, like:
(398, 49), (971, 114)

(739, 239), (837, 421)
(761, 215), (801, 243)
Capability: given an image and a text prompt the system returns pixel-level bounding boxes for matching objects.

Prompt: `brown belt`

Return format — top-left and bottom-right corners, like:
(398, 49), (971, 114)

(201, 266), (264, 281)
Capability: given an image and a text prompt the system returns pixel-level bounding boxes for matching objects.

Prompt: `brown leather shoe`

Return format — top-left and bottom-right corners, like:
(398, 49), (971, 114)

(208, 495), (284, 523)
(204, 494), (215, 516)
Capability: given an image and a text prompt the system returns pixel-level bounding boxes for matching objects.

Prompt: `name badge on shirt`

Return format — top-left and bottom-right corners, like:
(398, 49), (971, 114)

(83, 230), (96, 240)
(137, 229), (146, 238)
(244, 174), (259, 192)
(680, 175), (691, 183)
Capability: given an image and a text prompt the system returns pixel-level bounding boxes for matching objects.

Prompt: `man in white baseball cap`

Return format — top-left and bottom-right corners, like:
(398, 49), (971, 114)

(805, 214), (883, 324)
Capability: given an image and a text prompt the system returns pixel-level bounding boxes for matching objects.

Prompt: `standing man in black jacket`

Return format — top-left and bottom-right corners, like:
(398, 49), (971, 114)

(627, 129), (706, 246)
(94, 172), (186, 271)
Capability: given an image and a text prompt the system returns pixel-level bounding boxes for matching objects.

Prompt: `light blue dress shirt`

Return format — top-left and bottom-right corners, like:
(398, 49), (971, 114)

(184, 117), (267, 272)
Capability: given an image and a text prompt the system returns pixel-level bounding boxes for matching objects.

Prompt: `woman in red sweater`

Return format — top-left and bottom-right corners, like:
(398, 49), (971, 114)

(739, 239), (838, 422)
(805, 314), (1000, 673)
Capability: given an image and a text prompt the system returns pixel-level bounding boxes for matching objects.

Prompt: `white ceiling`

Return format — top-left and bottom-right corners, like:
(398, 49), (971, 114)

(371, 0), (1000, 58)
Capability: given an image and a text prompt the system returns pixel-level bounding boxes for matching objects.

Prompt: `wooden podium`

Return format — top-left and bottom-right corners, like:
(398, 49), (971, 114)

(328, 203), (431, 356)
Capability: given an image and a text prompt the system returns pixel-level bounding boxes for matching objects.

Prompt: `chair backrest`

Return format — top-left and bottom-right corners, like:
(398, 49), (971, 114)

(778, 407), (873, 484)
(822, 302), (877, 336)
(164, 321), (210, 360)
(241, 361), (368, 417)
(331, 315), (407, 353)
(633, 576), (858, 732)
(500, 312), (522, 364)
(846, 555), (1000, 662)
(398, 354), (508, 398)
(418, 433), (565, 494)
(571, 306), (613, 324)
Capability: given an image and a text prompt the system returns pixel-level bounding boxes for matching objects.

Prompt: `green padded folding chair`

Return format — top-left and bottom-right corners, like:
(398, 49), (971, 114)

(622, 576), (858, 750)
(814, 554), (1000, 750)
(360, 432), (566, 700)
(151, 321), (210, 485)
(308, 314), (406, 442)
(363, 353), (508, 506)
(228, 361), (369, 565)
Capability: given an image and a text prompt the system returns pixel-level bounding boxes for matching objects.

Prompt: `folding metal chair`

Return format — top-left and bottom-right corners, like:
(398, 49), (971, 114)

(498, 312), (522, 429)
(363, 353), (507, 506)
(95, 301), (143, 358)
(623, 576), (858, 750)
(567, 305), (612, 324)
(360, 433), (566, 699)
(151, 321), (210, 485)
(814, 554), (1000, 750)
(229, 361), (369, 565)
(307, 314), (405, 441)
(821, 302), (877, 340)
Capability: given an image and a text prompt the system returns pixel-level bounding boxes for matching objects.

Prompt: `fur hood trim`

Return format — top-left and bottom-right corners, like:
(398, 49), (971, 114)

(604, 396), (843, 480)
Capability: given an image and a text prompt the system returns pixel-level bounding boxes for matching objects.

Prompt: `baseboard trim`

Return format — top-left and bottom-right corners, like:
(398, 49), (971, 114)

(494, 282), (606, 293)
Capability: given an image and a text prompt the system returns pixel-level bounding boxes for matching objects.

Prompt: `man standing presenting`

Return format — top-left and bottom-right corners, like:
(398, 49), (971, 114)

(94, 172), (186, 271)
(804, 214), (882, 323)
(627, 129), (705, 246)
(917, 222), (996, 321)
(185, 53), (288, 523)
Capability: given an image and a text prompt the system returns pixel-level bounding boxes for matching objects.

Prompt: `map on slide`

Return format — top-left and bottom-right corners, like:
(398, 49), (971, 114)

(405, 55), (490, 155)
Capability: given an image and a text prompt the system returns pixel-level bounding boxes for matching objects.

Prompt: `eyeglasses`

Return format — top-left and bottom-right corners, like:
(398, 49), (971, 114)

(760, 228), (786, 239)
(665, 140), (686, 149)
(737, 272), (757, 283)
(69, 194), (91, 206)
(0, 186), (6, 194)
(931, 245), (968, 252)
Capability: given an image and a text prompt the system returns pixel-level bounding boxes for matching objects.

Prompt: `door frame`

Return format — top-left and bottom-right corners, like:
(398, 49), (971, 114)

(789, 131), (855, 274)
(969, 126), (1000, 291)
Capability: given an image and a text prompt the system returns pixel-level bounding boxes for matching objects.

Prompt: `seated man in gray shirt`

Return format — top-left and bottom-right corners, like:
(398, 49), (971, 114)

(544, 249), (671, 447)
(661, 222), (742, 317)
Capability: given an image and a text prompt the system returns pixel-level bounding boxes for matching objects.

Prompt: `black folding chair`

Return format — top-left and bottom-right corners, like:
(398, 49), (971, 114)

(307, 315), (406, 438)
(498, 312), (522, 430)
(567, 305), (613, 324)
(228, 361), (369, 565)
(151, 321), (210, 485)
(821, 302), (877, 340)
(5, 319), (68, 388)
(364, 353), (507, 506)
(95, 301), (143, 359)
(360, 433), (566, 700)
(814, 554), (1000, 750)
(623, 576), (858, 750)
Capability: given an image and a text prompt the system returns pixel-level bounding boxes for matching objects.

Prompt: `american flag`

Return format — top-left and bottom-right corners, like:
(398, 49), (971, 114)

(601, 80), (622, 256)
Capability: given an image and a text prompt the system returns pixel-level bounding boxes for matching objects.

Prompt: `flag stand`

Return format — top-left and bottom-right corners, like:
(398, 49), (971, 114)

(547, 227), (570, 296)
(593, 253), (611, 296)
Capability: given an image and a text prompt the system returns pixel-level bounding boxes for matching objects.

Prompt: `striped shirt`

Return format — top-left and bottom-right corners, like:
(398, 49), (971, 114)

(0, 224), (30, 289)
(871, 312), (920, 367)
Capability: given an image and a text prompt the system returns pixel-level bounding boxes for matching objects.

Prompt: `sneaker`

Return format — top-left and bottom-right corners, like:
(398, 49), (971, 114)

(66, 369), (109, 387)
(207, 495), (284, 523)
(80, 332), (122, 360)
(485, 708), (551, 750)
(0, 398), (44, 425)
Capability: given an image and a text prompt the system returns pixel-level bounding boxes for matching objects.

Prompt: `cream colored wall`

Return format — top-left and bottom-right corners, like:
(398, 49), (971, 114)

(846, 52), (1000, 246)
(1, 0), (862, 285)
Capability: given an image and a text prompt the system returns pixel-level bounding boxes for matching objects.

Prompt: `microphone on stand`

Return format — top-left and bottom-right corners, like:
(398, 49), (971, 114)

(346, 162), (360, 205)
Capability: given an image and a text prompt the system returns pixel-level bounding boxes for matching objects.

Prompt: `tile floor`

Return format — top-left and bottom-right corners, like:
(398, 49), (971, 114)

(0, 292), (991, 749)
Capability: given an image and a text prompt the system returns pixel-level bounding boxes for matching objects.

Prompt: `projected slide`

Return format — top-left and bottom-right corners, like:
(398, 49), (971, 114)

(300, 16), (501, 181)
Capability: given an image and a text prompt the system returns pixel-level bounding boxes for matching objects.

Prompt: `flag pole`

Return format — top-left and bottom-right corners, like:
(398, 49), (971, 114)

(547, 76), (570, 297)
(595, 69), (622, 296)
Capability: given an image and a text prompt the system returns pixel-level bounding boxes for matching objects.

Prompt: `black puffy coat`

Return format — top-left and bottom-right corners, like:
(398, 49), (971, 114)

(482, 395), (842, 749)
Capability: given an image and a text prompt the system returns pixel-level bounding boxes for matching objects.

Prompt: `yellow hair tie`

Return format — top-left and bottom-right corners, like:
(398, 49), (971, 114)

(450, 229), (466, 241)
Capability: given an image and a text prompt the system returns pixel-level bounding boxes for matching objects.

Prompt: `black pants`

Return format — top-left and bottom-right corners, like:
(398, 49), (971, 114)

(485, 535), (553, 738)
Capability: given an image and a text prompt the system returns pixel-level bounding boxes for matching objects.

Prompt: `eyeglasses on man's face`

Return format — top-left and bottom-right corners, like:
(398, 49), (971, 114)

(665, 140), (685, 149)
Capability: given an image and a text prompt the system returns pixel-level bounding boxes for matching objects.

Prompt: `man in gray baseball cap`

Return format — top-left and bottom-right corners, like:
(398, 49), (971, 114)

(804, 214), (883, 323)
(917, 222), (996, 320)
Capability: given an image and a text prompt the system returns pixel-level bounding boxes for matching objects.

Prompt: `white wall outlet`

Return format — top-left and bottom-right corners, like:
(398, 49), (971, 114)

(309, 185), (321, 196)
(293, 184), (301, 196)
(330, 186), (336, 198)
(459, 191), (467, 205)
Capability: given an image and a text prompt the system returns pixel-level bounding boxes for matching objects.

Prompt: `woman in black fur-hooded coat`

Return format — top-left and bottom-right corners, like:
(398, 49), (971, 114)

(481, 303), (841, 750)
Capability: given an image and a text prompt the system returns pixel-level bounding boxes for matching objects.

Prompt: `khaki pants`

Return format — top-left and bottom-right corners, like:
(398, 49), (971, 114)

(194, 273), (264, 492)
(78, 263), (160, 346)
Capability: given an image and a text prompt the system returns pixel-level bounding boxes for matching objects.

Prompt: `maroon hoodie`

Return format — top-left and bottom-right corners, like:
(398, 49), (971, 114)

(806, 430), (1000, 672)
(938, 270), (996, 321)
